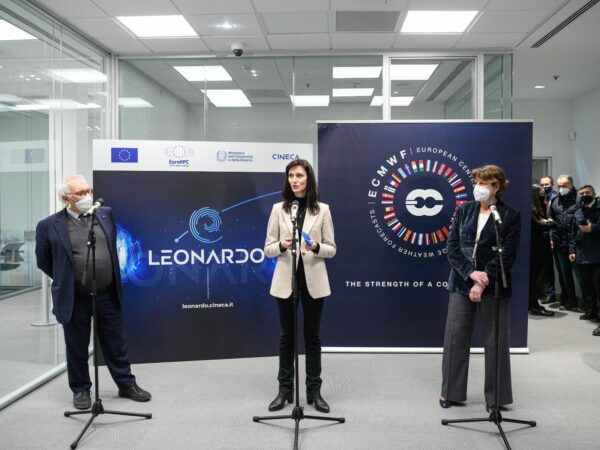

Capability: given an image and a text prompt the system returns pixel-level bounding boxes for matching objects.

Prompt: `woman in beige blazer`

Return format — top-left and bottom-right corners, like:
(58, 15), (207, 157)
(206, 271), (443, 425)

(264, 159), (336, 414)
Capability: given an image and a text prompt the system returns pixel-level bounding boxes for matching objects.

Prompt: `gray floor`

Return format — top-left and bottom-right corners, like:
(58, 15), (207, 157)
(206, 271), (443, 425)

(1, 305), (599, 450)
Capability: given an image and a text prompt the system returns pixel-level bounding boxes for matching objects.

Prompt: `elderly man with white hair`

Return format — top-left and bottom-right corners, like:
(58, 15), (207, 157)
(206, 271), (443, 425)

(35, 175), (151, 410)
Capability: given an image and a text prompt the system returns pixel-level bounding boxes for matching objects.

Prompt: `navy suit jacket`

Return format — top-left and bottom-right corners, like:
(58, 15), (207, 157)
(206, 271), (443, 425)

(35, 207), (123, 325)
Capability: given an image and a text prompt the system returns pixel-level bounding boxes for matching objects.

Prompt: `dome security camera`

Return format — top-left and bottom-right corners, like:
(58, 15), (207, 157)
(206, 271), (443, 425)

(231, 42), (245, 57)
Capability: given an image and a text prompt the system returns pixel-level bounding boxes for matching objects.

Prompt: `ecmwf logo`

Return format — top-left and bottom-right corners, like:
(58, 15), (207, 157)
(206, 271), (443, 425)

(405, 189), (444, 216)
(272, 153), (300, 160)
(165, 145), (194, 167)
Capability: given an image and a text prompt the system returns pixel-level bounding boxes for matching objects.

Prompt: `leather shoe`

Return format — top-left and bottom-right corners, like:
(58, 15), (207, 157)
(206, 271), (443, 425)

(307, 392), (330, 413)
(593, 326), (600, 336)
(118, 384), (151, 402)
(539, 295), (555, 305)
(439, 398), (465, 408)
(559, 304), (579, 312)
(73, 390), (91, 410)
(529, 307), (554, 317)
(486, 404), (509, 413)
(268, 392), (293, 411)
(580, 312), (598, 320)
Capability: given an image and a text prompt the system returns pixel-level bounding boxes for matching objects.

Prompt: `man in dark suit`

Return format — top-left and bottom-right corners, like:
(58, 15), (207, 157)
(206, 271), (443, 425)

(35, 175), (151, 409)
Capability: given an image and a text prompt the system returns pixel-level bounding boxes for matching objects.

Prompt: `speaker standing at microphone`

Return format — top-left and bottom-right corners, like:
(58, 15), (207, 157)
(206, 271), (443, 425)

(264, 159), (336, 413)
(439, 165), (521, 412)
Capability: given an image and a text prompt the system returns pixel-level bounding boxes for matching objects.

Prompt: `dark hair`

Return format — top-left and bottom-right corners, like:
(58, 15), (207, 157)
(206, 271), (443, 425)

(579, 184), (595, 194)
(540, 175), (553, 184)
(531, 184), (546, 219)
(471, 165), (508, 199)
(282, 159), (320, 215)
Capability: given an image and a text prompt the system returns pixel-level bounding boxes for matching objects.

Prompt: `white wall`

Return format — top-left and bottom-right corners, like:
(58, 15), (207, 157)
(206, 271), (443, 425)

(573, 87), (600, 189)
(513, 100), (575, 181)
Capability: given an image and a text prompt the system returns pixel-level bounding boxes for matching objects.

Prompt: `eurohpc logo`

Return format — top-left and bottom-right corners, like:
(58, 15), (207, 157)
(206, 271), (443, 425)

(164, 145), (194, 167)
(367, 147), (473, 259)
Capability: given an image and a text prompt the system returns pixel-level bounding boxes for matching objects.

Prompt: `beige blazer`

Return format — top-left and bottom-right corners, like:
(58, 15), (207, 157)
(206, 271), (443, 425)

(264, 201), (336, 299)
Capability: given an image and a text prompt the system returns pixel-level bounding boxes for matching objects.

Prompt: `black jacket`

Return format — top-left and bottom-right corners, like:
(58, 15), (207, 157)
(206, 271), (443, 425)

(550, 189), (578, 251)
(569, 198), (600, 264)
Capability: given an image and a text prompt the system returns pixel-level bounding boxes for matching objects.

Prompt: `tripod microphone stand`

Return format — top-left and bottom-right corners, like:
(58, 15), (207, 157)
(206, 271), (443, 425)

(253, 213), (344, 450)
(442, 212), (536, 449)
(64, 209), (151, 449)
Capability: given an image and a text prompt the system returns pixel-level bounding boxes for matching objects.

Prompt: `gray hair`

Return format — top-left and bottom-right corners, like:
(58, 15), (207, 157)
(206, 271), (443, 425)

(57, 175), (89, 202)
(557, 174), (574, 185)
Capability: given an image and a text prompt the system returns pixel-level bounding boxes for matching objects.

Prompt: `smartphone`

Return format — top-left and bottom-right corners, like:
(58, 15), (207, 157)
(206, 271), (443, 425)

(301, 231), (314, 247)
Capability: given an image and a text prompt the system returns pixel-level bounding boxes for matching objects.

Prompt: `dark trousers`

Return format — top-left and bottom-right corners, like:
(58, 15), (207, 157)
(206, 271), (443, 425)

(555, 250), (579, 307)
(578, 263), (600, 316)
(276, 264), (324, 395)
(63, 292), (136, 393)
(441, 292), (512, 406)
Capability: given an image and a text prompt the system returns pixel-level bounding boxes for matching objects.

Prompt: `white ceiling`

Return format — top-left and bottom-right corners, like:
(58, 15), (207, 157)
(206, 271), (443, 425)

(20, 0), (600, 101)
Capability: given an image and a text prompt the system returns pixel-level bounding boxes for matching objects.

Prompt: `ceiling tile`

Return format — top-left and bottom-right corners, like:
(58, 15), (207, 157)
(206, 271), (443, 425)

(91, 0), (179, 16)
(332, 0), (408, 11)
(262, 12), (329, 34)
(455, 32), (525, 49)
(68, 18), (132, 39)
(202, 35), (269, 52)
(332, 33), (395, 50)
(36, 0), (107, 18)
(485, 0), (565, 11)
(252, 0), (329, 13)
(268, 34), (330, 50)
(336, 11), (401, 32)
(393, 34), (461, 49)
(470, 11), (547, 33)
(403, 0), (488, 10)
(96, 38), (152, 54)
(171, 0), (254, 14)
(187, 14), (263, 36)
(141, 38), (210, 53)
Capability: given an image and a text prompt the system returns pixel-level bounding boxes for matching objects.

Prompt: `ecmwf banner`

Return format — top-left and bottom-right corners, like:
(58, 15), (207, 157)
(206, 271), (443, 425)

(317, 121), (532, 350)
(93, 140), (312, 363)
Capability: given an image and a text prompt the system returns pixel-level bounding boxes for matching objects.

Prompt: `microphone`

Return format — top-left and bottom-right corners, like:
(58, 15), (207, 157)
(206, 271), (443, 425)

(488, 201), (502, 224)
(290, 200), (299, 222)
(84, 198), (104, 216)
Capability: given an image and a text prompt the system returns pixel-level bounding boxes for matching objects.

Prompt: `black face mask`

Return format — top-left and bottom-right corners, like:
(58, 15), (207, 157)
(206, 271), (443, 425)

(543, 186), (552, 194)
(581, 195), (594, 205)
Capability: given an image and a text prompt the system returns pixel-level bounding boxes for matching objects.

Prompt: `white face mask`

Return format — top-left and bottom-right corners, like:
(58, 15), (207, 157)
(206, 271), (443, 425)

(74, 194), (93, 212)
(558, 187), (570, 196)
(473, 185), (491, 202)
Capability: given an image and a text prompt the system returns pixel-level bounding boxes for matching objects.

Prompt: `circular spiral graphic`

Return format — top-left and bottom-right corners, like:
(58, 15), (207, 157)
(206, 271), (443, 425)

(189, 207), (223, 243)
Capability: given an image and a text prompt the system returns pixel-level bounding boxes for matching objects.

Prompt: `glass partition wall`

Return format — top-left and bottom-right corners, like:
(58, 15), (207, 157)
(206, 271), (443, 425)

(0, 0), (109, 409)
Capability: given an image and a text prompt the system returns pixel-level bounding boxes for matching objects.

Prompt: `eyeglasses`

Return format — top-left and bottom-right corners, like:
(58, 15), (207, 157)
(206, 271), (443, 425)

(68, 188), (93, 197)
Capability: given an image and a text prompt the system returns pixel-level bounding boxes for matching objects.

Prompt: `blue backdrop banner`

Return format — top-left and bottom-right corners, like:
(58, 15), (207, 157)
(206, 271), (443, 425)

(93, 140), (313, 363)
(317, 121), (533, 350)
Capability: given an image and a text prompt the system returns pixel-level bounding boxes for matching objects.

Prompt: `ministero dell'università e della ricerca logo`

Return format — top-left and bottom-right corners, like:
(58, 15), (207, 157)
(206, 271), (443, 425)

(367, 146), (474, 259)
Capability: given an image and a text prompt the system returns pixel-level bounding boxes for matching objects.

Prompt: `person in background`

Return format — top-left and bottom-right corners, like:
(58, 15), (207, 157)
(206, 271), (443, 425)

(539, 176), (559, 305)
(550, 175), (581, 311)
(569, 185), (600, 334)
(529, 184), (555, 316)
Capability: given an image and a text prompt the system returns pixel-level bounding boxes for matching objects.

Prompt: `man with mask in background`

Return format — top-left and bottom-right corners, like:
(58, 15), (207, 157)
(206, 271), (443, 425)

(35, 175), (151, 410)
(539, 175), (559, 305)
(550, 175), (581, 311)
(569, 185), (600, 334)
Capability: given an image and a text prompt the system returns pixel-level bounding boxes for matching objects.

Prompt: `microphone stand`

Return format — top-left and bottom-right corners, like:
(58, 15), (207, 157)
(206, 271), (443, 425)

(64, 208), (151, 449)
(253, 213), (345, 450)
(442, 211), (536, 449)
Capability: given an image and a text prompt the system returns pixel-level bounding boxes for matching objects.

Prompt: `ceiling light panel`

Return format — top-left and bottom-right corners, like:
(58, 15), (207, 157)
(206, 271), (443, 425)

(370, 96), (414, 106)
(116, 15), (197, 38)
(290, 95), (330, 107)
(174, 66), (232, 82)
(333, 66), (382, 79)
(48, 68), (107, 83)
(391, 64), (438, 80)
(201, 89), (251, 107)
(118, 97), (154, 108)
(332, 88), (374, 97)
(401, 11), (479, 33)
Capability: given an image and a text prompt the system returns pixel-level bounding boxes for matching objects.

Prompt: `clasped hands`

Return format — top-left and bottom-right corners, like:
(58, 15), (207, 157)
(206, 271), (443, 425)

(280, 236), (317, 252)
(469, 270), (489, 303)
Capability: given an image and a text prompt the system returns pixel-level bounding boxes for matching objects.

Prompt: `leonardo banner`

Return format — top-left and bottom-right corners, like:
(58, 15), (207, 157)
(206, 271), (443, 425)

(93, 139), (312, 363)
(317, 121), (533, 351)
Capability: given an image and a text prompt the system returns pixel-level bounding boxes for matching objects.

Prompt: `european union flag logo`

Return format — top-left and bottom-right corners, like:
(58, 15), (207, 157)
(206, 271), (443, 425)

(111, 147), (138, 163)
